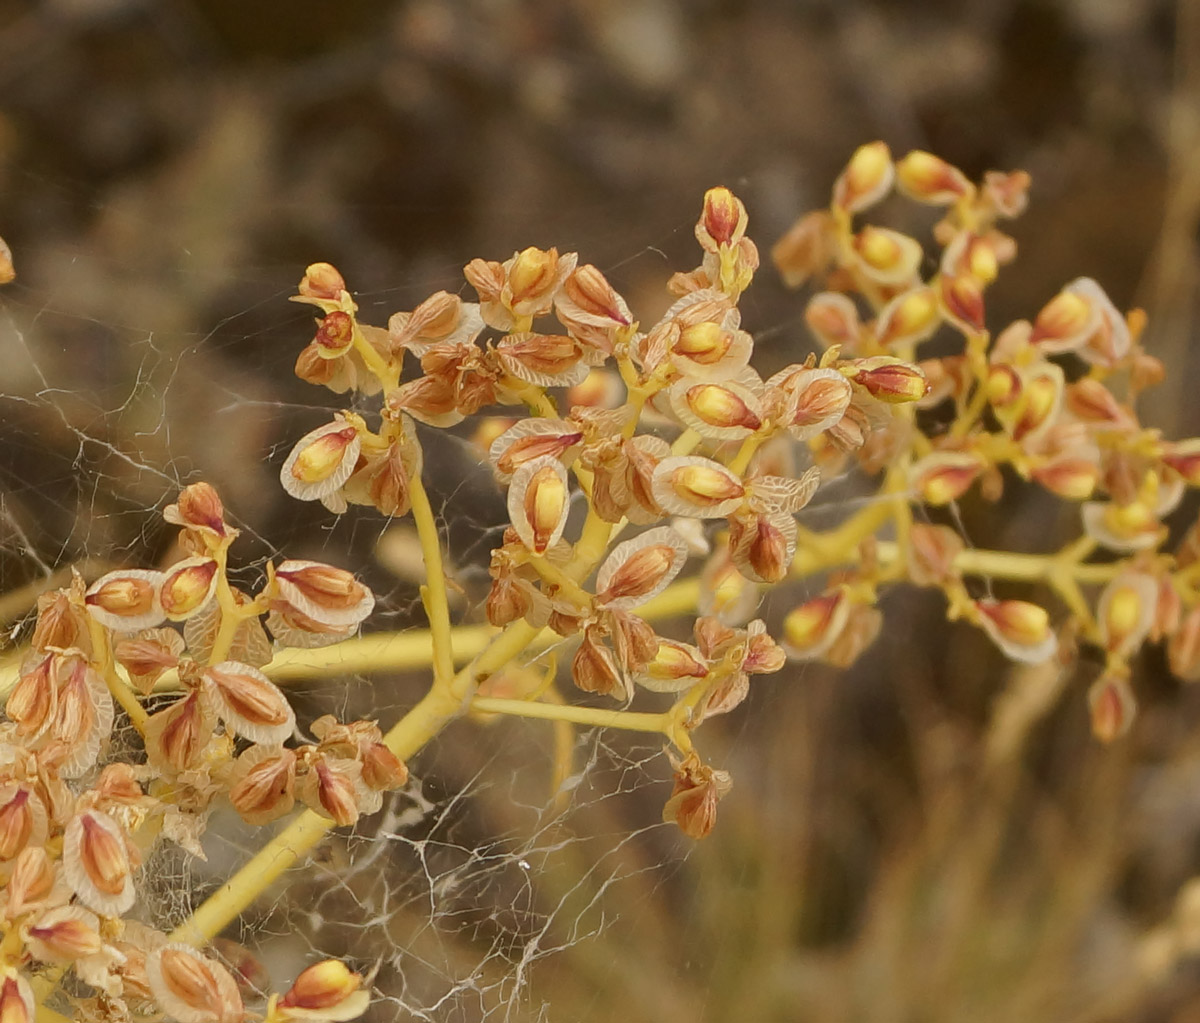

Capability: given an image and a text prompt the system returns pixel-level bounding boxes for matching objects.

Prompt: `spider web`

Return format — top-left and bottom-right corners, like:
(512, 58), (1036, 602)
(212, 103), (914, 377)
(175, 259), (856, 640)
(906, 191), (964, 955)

(0, 175), (837, 1022)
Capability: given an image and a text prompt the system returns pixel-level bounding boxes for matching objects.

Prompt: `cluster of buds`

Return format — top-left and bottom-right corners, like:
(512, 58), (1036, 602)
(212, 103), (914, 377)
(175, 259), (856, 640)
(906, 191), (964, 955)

(0, 482), (392, 1020)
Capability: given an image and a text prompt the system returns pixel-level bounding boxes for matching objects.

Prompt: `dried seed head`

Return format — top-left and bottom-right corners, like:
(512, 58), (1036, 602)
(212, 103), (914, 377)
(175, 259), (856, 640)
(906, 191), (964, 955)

(974, 599), (1057, 663)
(595, 527), (689, 608)
(833, 141), (894, 214)
(558, 264), (631, 327)
(508, 456), (570, 555)
(114, 629), (186, 694)
(389, 291), (479, 355)
(278, 960), (369, 1019)
(62, 810), (136, 916)
(147, 944), (244, 1023)
(85, 569), (166, 632)
(361, 743), (408, 792)
(728, 509), (796, 584)
(895, 150), (970, 204)
(274, 560), (374, 628)
(497, 332), (588, 387)
(1088, 674), (1136, 742)
(672, 379), (763, 439)
(571, 627), (627, 701)
(662, 752), (732, 840)
(768, 365), (853, 440)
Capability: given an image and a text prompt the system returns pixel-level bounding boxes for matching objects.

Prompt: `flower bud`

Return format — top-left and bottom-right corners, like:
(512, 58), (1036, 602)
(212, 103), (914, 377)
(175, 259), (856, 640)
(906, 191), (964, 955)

(1030, 289), (1095, 350)
(281, 419), (362, 505)
(772, 210), (836, 289)
(697, 186), (748, 251)
(298, 262), (347, 301)
(145, 689), (215, 773)
(496, 332), (587, 387)
(636, 640), (708, 693)
(729, 509), (795, 584)
(229, 747), (297, 826)
(986, 364), (1021, 408)
(303, 756), (362, 827)
(1097, 574), (1157, 658)
(672, 321), (734, 366)
(571, 627), (626, 700)
(361, 743), (408, 792)
(1031, 454), (1099, 501)
(595, 527), (689, 609)
(165, 482), (227, 537)
(6, 654), (55, 738)
(833, 141), (894, 214)
(489, 419), (583, 482)
(279, 960), (369, 1020)
(559, 265), (632, 326)
(939, 274), (985, 333)
(507, 247), (559, 306)
(895, 150), (970, 204)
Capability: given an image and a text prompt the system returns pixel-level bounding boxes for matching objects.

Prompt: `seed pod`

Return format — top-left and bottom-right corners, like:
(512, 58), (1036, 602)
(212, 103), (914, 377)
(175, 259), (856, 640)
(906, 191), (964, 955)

(278, 960), (370, 1021)
(299, 755), (363, 828)
(6, 847), (56, 918)
(495, 332), (589, 387)
(388, 291), (483, 356)
(852, 226), (923, 287)
(875, 286), (941, 348)
(203, 661), (295, 745)
(489, 419), (583, 483)
(782, 590), (850, 661)
(766, 366), (852, 441)
(1088, 673), (1136, 742)
(772, 210), (836, 289)
(280, 419), (362, 505)
(113, 628), (186, 694)
(0, 785), (47, 862)
(507, 456), (571, 555)
(910, 451), (983, 506)
(895, 150), (971, 204)
(159, 557), (219, 621)
(662, 752), (732, 840)
(52, 657), (114, 779)
(669, 376), (764, 440)
(0, 973), (34, 1023)
(25, 906), (103, 962)
(6, 653), (56, 738)
(84, 569), (167, 632)
(164, 482), (227, 538)
(297, 262), (347, 302)
(571, 627), (627, 701)
(651, 456), (746, 518)
(728, 508), (797, 584)
(635, 640), (709, 693)
(833, 141), (894, 214)
(147, 944), (244, 1023)
(1097, 573), (1158, 659)
(229, 746), (297, 826)
(62, 810), (136, 916)
(697, 186), (748, 252)
(805, 292), (861, 349)
(843, 358), (929, 404)
(145, 688), (218, 773)
(274, 561), (375, 629)
(974, 599), (1058, 664)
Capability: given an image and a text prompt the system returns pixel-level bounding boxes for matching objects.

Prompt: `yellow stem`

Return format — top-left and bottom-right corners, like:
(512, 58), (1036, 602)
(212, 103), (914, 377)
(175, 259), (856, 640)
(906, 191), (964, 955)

(408, 473), (455, 687)
(529, 555), (594, 608)
(87, 617), (149, 734)
(470, 696), (669, 734)
(351, 322), (399, 393)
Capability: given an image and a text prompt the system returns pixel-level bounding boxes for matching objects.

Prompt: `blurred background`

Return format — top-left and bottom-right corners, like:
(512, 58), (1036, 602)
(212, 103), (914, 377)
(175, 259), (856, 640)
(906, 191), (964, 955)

(2, 0), (1200, 1020)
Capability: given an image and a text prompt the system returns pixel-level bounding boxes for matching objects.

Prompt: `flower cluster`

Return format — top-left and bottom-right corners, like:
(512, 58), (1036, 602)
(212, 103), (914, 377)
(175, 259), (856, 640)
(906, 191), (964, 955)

(0, 482), (395, 1021)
